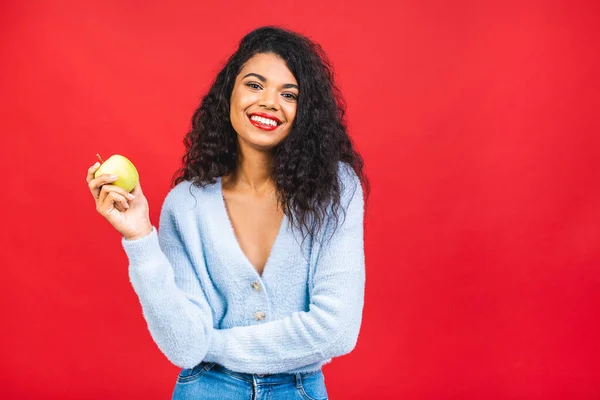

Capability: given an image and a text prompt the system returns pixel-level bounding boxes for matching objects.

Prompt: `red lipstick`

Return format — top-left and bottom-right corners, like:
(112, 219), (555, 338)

(247, 113), (282, 131)
(249, 113), (282, 124)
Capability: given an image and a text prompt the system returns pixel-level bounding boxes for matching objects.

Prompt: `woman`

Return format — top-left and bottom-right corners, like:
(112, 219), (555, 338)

(86, 26), (369, 399)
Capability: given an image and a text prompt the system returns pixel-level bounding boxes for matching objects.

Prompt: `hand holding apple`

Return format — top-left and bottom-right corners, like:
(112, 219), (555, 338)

(94, 154), (139, 192)
(87, 155), (152, 240)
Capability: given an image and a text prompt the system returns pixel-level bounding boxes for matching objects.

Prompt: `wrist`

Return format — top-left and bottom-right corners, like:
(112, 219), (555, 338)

(124, 226), (153, 241)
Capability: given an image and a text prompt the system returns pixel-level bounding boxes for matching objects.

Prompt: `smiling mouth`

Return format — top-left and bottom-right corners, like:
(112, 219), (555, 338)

(247, 113), (282, 131)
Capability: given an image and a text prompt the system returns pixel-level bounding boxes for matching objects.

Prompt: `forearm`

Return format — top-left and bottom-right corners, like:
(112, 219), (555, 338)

(122, 227), (213, 369)
(204, 283), (364, 374)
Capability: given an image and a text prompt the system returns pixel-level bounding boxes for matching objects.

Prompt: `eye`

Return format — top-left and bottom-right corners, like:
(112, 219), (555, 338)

(282, 92), (298, 100)
(246, 82), (262, 90)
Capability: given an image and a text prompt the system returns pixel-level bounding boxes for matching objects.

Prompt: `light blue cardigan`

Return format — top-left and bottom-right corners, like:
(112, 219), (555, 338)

(121, 162), (365, 375)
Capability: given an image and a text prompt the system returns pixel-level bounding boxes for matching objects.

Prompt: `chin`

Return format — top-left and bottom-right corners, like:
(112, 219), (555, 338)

(243, 132), (287, 150)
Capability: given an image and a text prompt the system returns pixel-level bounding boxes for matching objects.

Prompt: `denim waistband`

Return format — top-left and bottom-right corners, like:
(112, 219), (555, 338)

(202, 362), (322, 385)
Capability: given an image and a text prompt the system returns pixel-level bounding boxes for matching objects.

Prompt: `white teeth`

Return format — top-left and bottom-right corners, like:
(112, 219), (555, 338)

(250, 115), (278, 126)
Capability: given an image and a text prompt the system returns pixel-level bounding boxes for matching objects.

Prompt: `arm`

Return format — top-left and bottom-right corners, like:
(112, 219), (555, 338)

(121, 191), (214, 369)
(204, 164), (366, 374)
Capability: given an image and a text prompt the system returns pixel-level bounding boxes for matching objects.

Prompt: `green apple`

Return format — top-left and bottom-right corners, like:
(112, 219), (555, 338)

(94, 154), (139, 192)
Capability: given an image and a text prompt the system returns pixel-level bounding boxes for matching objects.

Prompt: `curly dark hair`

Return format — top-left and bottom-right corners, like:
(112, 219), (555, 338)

(172, 25), (370, 245)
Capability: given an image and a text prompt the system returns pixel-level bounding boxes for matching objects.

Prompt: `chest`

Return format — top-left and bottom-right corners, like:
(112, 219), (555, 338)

(222, 189), (284, 276)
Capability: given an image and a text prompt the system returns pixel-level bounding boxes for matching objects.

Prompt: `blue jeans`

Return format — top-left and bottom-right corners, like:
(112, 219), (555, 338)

(171, 362), (328, 400)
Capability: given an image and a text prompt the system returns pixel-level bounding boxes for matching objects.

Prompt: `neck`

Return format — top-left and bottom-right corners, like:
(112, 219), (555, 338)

(226, 144), (275, 195)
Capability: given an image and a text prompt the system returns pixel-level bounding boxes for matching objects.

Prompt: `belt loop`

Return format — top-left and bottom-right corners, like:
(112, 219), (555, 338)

(203, 362), (215, 371)
(295, 372), (302, 388)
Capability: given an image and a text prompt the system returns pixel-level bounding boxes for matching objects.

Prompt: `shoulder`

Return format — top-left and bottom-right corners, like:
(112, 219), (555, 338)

(336, 161), (362, 206)
(161, 179), (219, 214)
(337, 161), (359, 184)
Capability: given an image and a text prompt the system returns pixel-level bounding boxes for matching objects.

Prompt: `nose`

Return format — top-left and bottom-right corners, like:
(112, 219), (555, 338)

(258, 88), (279, 110)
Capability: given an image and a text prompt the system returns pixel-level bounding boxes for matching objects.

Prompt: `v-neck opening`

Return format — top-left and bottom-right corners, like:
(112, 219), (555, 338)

(217, 177), (287, 278)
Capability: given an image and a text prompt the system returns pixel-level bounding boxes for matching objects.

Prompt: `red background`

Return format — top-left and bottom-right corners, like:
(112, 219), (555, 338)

(1, 1), (599, 399)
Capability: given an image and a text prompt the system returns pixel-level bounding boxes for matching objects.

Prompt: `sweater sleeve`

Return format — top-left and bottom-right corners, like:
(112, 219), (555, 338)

(121, 191), (214, 369)
(204, 164), (366, 374)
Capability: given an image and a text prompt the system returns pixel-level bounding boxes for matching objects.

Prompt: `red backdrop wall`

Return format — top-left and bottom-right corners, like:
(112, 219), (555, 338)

(1, 1), (599, 399)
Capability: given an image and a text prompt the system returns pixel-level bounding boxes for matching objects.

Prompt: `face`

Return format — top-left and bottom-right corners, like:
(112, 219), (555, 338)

(229, 52), (299, 151)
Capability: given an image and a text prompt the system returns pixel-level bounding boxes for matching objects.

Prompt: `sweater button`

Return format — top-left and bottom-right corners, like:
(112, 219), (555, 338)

(251, 282), (262, 292)
(254, 311), (266, 321)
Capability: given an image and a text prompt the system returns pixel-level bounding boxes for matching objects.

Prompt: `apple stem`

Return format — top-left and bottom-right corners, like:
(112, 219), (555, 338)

(96, 154), (104, 164)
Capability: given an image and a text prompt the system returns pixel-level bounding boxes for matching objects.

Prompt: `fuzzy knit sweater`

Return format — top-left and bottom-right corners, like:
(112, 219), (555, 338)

(120, 161), (365, 375)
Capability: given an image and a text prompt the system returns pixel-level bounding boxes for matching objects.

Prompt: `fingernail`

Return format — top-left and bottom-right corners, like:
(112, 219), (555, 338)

(109, 175), (118, 179)
(93, 162), (100, 168)
(128, 194), (135, 199)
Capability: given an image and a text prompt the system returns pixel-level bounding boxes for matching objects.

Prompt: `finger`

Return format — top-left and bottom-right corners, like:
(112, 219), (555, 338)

(97, 191), (120, 217)
(89, 174), (119, 200)
(130, 181), (143, 196)
(99, 185), (134, 209)
(100, 183), (136, 201)
(99, 191), (130, 215)
(86, 162), (101, 183)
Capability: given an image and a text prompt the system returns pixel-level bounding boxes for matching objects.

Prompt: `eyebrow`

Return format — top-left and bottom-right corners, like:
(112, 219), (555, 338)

(242, 73), (299, 90)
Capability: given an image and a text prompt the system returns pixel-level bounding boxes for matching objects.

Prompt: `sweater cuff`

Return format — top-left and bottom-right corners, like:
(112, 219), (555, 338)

(121, 226), (161, 267)
(204, 329), (226, 363)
